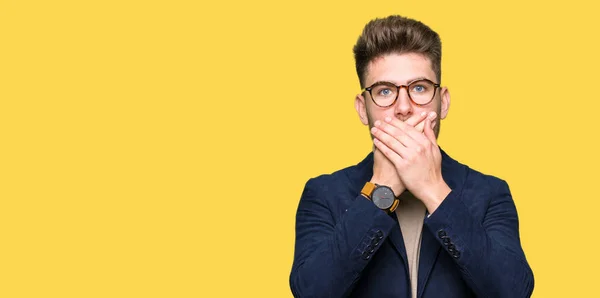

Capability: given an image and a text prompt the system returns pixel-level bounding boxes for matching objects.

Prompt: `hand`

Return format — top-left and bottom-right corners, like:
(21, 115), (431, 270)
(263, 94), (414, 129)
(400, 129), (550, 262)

(370, 112), (432, 196)
(370, 112), (451, 213)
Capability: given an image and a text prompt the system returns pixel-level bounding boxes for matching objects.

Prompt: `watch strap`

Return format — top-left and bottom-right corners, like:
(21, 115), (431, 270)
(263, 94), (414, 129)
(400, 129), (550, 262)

(388, 198), (400, 213)
(360, 182), (377, 199)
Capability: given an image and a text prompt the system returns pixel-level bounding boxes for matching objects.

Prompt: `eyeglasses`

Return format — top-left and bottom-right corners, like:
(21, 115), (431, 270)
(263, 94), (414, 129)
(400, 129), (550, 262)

(361, 79), (440, 107)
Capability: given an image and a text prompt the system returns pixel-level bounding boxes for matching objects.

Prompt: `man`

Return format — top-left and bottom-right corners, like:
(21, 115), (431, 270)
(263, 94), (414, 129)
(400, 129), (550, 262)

(289, 15), (534, 298)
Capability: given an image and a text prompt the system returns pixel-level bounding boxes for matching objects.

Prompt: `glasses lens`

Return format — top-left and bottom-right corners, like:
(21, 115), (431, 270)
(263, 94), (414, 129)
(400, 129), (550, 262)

(371, 83), (398, 107)
(408, 80), (436, 104)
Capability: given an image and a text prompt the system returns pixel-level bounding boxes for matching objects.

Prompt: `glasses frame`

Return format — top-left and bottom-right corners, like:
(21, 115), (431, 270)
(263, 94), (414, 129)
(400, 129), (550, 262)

(361, 78), (441, 107)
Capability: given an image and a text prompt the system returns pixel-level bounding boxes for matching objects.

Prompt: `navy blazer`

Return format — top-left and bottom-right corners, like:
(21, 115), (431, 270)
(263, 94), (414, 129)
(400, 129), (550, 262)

(290, 149), (534, 298)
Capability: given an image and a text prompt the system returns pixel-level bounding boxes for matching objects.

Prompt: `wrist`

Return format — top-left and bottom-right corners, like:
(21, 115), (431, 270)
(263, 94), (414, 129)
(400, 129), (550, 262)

(422, 180), (451, 214)
(370, 176), (404, 196)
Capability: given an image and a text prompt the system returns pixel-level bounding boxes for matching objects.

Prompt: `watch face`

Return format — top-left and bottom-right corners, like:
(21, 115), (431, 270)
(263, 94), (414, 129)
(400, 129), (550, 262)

(372, 186), (395, 209)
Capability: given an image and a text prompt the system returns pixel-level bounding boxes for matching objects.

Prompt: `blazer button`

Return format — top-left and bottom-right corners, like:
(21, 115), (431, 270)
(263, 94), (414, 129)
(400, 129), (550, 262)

(453, 251), (461, 259)
(448, 243), (455, 251)
(376, 230), (384, 239)
(362, 250), (370, 260)
(371, 238), (380, 246)
(437, 230), (447, 239)
(443, 238), (451, 245)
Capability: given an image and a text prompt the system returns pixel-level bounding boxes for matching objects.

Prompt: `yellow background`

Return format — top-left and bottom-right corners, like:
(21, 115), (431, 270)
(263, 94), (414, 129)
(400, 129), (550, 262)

(1, 0), (598, 297)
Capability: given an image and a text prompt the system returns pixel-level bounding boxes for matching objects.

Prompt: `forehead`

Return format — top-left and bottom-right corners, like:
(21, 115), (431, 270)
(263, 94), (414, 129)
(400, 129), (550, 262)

(365, 53), (436, 86)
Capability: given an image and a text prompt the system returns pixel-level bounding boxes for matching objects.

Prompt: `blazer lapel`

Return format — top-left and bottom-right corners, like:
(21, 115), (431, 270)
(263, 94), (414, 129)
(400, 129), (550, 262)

(417, 227), (441, 298)
(417, 147), (467, 298)
(388, 212), (410, 274)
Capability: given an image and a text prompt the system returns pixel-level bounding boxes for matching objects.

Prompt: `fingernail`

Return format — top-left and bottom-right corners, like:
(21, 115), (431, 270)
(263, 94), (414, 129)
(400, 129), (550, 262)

(421, 111), (427, 117)
(429, 112), (437, 119)
(374, 120), (381, 126)
(371, 127), (377, 134)
(384, 117), (392, 122)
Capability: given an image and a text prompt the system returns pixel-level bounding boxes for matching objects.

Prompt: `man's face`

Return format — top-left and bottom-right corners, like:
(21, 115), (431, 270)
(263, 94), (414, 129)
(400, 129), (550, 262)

(355, 53), (450, 138)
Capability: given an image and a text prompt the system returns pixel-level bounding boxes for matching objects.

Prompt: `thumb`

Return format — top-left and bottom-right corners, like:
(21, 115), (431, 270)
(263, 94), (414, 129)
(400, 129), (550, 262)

(424, 118), (438, 145)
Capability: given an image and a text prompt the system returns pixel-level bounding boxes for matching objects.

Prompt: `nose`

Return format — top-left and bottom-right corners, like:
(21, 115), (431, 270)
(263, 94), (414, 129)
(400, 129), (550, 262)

(394, 87), (413, 118)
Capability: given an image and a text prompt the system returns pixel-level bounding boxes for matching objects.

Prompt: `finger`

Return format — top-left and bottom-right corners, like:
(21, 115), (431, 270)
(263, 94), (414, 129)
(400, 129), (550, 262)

(374, 119), (402, 140)
(405, 112), (429, 133)
(424, 119), (437, 133)
(388, 111), (431, 130)
(371, 126), (408, 158)
(414, 118), (427, 133)
(424, 117), (438, 145)
(404, 111), (429, 127)
(373, 137), (404, 165)
(375, 120), (420, 150)
(385, 112), (436, 144)
(424, 113), (437, 133)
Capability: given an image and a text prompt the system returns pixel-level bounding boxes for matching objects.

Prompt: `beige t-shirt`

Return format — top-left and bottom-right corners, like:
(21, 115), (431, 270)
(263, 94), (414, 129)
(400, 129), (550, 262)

(395, 192), (427, 298)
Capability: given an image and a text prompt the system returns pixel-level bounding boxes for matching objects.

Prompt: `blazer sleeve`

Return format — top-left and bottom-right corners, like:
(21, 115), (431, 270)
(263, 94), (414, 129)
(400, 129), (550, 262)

(424, 178), (535, 298)
(289, 178), (397, 298)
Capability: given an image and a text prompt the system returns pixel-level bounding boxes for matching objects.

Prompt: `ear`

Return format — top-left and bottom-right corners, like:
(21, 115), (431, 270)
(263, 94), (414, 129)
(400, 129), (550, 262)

(439, 87), (451, 120)
(355, 94), (369, 126)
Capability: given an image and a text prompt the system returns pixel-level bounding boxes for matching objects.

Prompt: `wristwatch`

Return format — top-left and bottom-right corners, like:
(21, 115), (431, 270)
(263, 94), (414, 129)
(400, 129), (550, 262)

(360, 182), (399, 213)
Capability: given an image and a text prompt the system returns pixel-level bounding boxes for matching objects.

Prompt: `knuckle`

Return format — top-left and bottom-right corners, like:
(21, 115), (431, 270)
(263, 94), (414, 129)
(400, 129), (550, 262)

(415, 145), (423, 154)
(410, 153), (418, 161)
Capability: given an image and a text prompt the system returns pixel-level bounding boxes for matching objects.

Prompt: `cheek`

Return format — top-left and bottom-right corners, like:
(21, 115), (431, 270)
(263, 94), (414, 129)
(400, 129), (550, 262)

(421, 100), (442, 116)
(366, 108), (395, 127)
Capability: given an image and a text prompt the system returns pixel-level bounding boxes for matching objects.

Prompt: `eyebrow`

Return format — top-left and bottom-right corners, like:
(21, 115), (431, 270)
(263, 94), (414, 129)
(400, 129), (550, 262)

(368, 77), (435, 87)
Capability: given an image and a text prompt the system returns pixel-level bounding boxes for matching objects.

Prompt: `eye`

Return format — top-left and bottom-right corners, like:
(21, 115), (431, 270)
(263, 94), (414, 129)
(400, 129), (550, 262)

(412, 85), (427, 93)
(378, 88), (393, 97)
